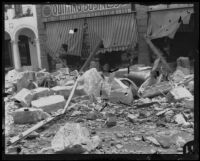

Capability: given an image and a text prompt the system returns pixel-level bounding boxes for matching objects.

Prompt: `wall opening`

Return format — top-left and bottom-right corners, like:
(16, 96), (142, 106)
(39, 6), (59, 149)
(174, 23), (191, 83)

(18, 35), (31, 66)
(4, 32), (13, 68)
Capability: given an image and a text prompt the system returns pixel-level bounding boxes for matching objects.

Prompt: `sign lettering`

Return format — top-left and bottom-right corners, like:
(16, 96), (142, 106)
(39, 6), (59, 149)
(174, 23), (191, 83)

(42, 4), (132, 21)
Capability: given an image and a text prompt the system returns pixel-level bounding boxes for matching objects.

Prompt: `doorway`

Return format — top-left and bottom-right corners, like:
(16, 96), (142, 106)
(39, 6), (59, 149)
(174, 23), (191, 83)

(18, 35), (31, 66)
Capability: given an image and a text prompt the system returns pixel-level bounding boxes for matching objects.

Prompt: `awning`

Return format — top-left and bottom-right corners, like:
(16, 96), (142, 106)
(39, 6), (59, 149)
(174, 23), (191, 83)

(45, 13), (138, 57)
(87, 13), (138, 54)
(147, 8), (194, 39)
(46, 18), (84, 57)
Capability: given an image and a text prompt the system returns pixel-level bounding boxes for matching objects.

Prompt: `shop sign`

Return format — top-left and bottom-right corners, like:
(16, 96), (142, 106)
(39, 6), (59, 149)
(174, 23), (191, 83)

(42, 4), (132, 22)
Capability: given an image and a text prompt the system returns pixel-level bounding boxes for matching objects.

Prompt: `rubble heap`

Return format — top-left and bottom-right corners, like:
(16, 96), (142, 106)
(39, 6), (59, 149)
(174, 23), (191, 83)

(4, 57), (194, 154)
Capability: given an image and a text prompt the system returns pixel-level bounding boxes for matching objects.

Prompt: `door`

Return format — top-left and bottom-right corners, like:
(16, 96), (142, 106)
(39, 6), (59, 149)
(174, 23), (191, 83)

(5, 40), (13, 67)
(18, 35), (31, 66)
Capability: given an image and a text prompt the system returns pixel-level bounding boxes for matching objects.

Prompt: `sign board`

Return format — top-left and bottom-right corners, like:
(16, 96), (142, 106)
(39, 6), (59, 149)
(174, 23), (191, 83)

(41, 4), (132, 22)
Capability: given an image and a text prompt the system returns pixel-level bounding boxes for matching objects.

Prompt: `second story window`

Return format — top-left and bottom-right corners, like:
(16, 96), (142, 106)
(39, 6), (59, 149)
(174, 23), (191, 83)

(23, 6), (33, 16)
(14, 4), (33, 18)
(14, 4), (23, 17)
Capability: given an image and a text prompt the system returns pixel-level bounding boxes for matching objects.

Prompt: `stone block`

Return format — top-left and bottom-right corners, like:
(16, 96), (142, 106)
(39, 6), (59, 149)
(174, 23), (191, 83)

(186, 81), (194, 93)
(174, 113), (187, 125)
(32, 87), (52, 100)
(167, 86), (193, 102)
(78, 68), (103, 97)
(12, 108), (50, 124)
(31, 95), (66, 114)
(51, 123), (101, 153)
(51, 86), (72, 99)
(106, 117), (117, 127)
(75, 85), (87, 96)
(183, 98), (194, 109)
(13, 88), (34, 107)
(16, 71), (36, 92)
(127, 113), (139, 123)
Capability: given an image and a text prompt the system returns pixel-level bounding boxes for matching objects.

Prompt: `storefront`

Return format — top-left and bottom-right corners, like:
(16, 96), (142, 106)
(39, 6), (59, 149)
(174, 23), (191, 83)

(146, 5), (195, 63)
(40, 4), (138, 70)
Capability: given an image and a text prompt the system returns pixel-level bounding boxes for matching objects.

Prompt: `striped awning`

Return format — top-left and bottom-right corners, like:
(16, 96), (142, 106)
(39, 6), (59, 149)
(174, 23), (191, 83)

(45, 13), (138, 57)
(46, 18), (84, 57)
(87, 13), (138, 54)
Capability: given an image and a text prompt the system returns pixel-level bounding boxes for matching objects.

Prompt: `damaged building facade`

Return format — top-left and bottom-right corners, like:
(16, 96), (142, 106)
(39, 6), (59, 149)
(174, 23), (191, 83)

(4, 4), (42, 71)
(35, 3), (195, 72)
(4, 4), (195, 72)
(3, 3), (197, 155)
(36, 4), (138, 71)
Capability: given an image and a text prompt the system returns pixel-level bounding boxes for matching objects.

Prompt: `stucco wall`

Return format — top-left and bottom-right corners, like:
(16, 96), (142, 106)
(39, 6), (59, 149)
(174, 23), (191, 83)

(4, 5), (42, 69)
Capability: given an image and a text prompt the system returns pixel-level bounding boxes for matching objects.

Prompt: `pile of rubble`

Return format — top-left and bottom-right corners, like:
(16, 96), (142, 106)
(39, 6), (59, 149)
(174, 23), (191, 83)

(4, 56), (194, 154)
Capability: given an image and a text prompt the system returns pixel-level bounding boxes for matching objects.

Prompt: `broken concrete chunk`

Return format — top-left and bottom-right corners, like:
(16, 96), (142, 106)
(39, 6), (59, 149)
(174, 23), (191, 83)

(167, 86), (193, 102)
(12, 108), (50, 124)
(31, 95), (66, 114)
(75, 85), (87, 96)
(155, 136), (171, 149)
(13, 88), (34, 107)
(127, 113), (139, 123)
(26, 131), (40, 140)
(164, 110), (174, 122)
(186, 81), (194, 93)
(175, 136), (186, 148)
(183, 98), (194, 110)
(5, 82), (16, 94)
(51, 86), (73, 99)
(145, 136), (160, 146)
(71, 111), (82, 117)
(174, 113), (187, 126)
(115, 144), (123, 149)
(156, 109), (170, 116)
(177, 67), (190, 75)
(78, 68), (103, 97)
(86, 111), (98, 120)
(51, 123), (101, 154)
(32, 87), (52, 100)
(65, 80), (75, 86)
(140, 81), (173, 98)
(106, 116), (117, 127)
(5, 69), (20, 82)
(171, 69), (186, 83)
(16, 71), (36, 92)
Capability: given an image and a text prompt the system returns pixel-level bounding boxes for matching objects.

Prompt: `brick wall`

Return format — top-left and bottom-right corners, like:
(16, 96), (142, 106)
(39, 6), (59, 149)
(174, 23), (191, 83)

(36, 5), (49, 71)
(135, 4), (151, 65)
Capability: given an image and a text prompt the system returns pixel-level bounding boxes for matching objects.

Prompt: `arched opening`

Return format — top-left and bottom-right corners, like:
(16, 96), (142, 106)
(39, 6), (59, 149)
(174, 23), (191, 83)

(18, 35), (31, 66)
(4, 32), (13, 68)
(15, 27), (39, 70)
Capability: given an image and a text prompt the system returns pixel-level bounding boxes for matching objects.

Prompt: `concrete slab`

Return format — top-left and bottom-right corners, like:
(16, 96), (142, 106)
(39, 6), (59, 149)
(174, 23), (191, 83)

(13, 88), (34, 107)
(12, 107), (50, 124)
(31, 95), (66, 114)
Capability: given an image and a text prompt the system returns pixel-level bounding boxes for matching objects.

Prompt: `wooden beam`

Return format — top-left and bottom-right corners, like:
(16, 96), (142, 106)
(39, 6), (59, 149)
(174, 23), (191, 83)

(144, 35), (172, 72)
(80, 40), (103, 72)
